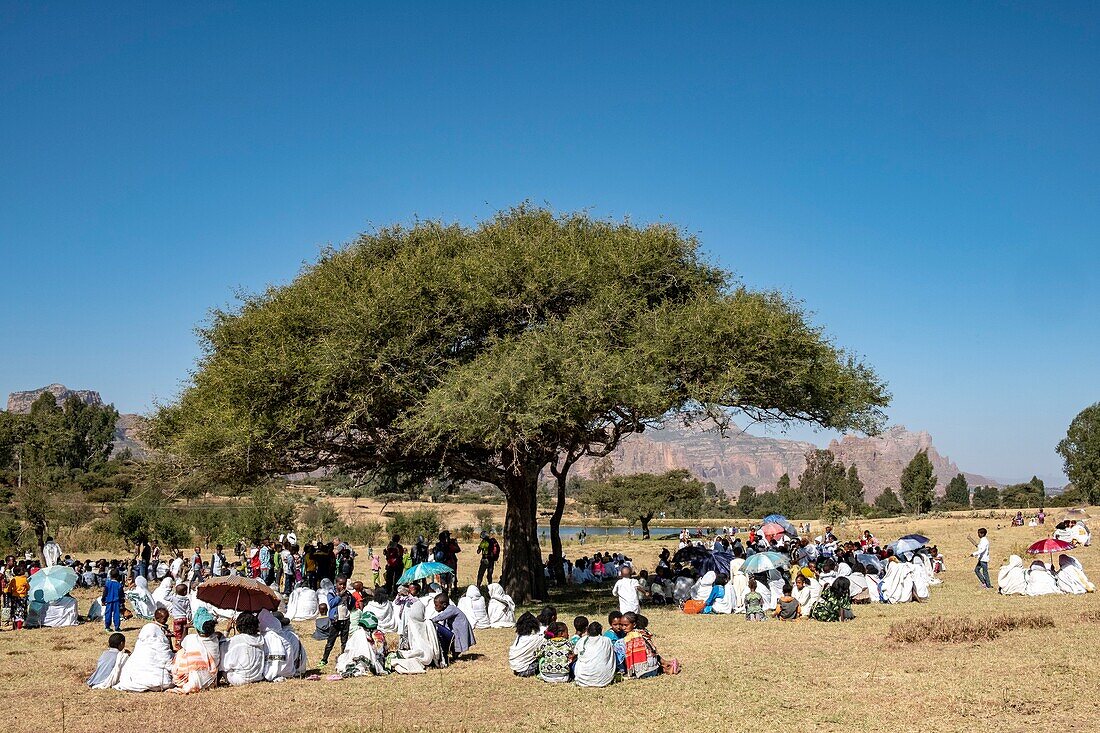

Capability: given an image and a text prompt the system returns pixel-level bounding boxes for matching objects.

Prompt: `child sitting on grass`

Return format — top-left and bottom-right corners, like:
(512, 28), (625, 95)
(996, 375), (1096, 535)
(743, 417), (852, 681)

(744, 578), (766, 621)
(570, 615), (589, 645)
(87, 632), (129, 689)
(621, 612), (679, 678)
(774, 581), (801, 621)
(537, 621), (575, 683)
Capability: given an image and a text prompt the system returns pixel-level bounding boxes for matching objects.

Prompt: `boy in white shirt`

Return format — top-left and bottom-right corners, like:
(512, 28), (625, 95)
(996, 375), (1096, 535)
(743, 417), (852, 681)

(971, 528), (992, 589)
(612, 566), (646, 613)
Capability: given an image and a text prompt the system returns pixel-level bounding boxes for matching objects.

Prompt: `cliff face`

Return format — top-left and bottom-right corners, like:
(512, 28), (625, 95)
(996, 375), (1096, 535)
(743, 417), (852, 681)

(5, 384), (148, 459)
(575, 423), (995, 500)
(6, 383), (103, 413)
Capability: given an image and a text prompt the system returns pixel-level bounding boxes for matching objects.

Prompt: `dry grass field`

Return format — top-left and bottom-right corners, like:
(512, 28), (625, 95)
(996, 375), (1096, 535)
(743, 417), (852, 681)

(5, 512), (1100, 733)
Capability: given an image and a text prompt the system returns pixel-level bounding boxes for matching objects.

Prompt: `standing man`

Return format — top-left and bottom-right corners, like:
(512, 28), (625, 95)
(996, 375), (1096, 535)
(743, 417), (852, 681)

(211, 544), (226, 577)
(971, 527), (992, 589)
(259, 541), (273, 584)
(476, 532), (499, 587)
(384, 535), (404, 594)
(42, 537), (62, 567)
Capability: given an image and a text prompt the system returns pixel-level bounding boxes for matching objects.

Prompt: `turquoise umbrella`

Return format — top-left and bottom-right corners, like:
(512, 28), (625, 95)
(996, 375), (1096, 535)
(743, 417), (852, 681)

(741, 551), (789, 574)
(29, 565), (78, 604)
(398, 561), (454, 585)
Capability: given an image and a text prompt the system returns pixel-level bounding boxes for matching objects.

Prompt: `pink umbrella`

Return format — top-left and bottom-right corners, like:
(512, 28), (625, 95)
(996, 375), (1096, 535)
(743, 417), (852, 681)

(760, 522), (786, 539)
(1026, 538), (1074, 567)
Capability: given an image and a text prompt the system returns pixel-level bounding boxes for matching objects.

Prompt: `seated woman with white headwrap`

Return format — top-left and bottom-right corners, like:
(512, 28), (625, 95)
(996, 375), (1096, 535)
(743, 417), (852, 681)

(881, 558), (916, 603)
(126, 576), (157, 620)
(1025, 560), (1062, 596)
(222, 612), (266, 685)
(28, 593), (79, 627)
(365, 588), (400, 633)
(710, 574), (736, 614)
(487, 583), (516, 628)
(152, 577), (174, 609)
(847, 564), (870, 603)
(114, 610), (175, 692)
(258, 609), (294, 682)
(286, 585), (319, 621)
(457, 585), (491, 629)
(997, 555), (1027, 595)
(909, 559), (931, 601)
(392, 600), (443, 674)
(690, 571), (716, 602)
(1056, 554), (1095, 594)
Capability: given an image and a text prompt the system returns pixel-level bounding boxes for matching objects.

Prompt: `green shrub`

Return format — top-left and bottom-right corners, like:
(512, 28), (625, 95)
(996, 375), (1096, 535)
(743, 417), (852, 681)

(386, 509), (444, 542)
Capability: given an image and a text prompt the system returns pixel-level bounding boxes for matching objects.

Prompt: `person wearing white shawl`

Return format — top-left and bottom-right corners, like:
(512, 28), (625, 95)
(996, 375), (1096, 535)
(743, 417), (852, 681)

(793, 574), (816, 617)
(152, 577), (174, 609)
(259, 609), (294, 681)
(997, 555), (1027, 595)
(392, 600), (443, 674)
(336, 611), (387, 676)
(1056, 554), (1094, 594)
(422, 583), (443, 620)
(881, 559), (916, 604)
(457, 585), (491, 629)
(365, 589), (400, 633)
(487, 583), (516, 628)
(1025, 561), (1061, 596)
(171, 608), (220, 693)
(507, 612), (544, 677)
(29, 594), (79, 627)
(286, 586), (319, 621)
(691, 571), (716, 602)
(847, 567), (869, 602)
(114, 613), (175, 692)
(573, 629), (615, 688)
(672, 575), (695, 604)
(865, 570), (883, 603)
(1071, 522), (1091, 547)
(87, 637), (129, 690)
(222, 612), (266, 685)
(709, 575), (736, 614)
(920, 553), (942, 585)
(126, 576), (157, 620)
(766, 569), (785, 605)
(909, 560), (931, 601)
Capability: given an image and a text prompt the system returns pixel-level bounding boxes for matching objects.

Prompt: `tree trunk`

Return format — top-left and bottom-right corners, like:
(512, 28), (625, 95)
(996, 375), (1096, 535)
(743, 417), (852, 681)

(641, 515), (652, 540)
(499, 465), (547, 603)
(549, 470), (568, 586)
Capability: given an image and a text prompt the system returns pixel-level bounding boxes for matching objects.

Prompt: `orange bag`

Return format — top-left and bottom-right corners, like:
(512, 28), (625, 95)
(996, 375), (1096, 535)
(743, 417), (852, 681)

(682, 600), (705, 615)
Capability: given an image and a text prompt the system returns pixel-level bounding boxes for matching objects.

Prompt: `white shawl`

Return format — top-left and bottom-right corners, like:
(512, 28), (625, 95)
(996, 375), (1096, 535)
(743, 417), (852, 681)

(457, 585), (491, 629)
(910, 562), (930, 600)
(508, 633), (544, 674)
(882, 561), (915, 604)
(88, 649), (129, 690)
(572, 634), (615, 688)
(337, 626), (385, 676)
(222, 633), (266, 685)
(487, 583), (516, 628)
(691, 571), (716, 602)
(114, 623), (174, 692)
(153, 578), (174, 609)
(365, 599), (399, 633)
(1025, 561), (1062, 596)
(1056, 554), (1093, 594)
(397, 601), (442, 671)
(997, 555), (1027, 595)
(126, 577), (157, 620)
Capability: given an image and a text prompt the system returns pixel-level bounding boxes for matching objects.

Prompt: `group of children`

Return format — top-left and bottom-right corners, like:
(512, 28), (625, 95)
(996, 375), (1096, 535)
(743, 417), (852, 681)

(508, 605), (680, 687)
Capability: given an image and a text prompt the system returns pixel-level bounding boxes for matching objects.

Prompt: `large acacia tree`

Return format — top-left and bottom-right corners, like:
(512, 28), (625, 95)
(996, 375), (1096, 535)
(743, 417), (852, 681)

(149, 207), (888, 601)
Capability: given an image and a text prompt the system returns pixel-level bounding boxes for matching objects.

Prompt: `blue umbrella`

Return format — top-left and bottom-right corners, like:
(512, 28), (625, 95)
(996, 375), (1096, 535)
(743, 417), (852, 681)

(29, 565), (77, 604)
(741, 551), (789, 574)
(701, 551), (733, 576)
(855, 553), (883, 573)
(899, 533), (929, 544)
(890, 538), (926, 556)
(398, 561), (454, 585)
(762, 514), (788, 525)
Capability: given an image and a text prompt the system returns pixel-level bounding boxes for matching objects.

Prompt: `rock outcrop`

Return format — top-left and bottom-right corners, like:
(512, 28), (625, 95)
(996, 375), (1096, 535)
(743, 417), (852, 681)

(575, 422), (996, 501)
(6, 383), (103, 413)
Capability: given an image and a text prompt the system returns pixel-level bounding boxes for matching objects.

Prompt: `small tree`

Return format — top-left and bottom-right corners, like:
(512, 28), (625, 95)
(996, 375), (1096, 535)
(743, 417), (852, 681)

(736, 485), (757, 518)
(873, 487), (903, 516)
(472, 508), (495, 534)
(579, 470), (706, 539)
(821, 499), (848, 526)
(1057, 402), (1100, 504)
(972, 485), (1000, 509)
(944, 473), (970, 507)
(900, 450), (937, 515)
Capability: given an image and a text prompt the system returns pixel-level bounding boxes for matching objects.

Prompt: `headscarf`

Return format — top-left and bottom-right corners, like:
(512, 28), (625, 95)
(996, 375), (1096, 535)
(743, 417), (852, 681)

(486, 583), (515, 628)
(358, 611), (379, 630)
(457, 585), (491, 629)
(399, 600), (443, 669)
(193, 606), (214, 632)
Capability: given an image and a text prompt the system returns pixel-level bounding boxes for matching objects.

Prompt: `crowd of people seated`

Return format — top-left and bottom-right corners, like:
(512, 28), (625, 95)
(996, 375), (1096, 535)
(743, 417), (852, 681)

(997, 554), (1095, 596)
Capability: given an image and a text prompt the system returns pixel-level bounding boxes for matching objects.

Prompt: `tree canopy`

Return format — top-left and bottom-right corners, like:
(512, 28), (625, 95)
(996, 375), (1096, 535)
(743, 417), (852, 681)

(899, 450), (937, 514)
(150, 207), (889, 600)
(1057, 403), (1100, 504)
(578, 469), (706, 538)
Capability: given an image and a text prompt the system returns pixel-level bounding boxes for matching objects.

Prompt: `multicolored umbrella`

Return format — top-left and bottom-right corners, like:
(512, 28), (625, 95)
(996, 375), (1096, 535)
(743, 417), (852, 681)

(196, 575), (280, 613)
(741, 551), (790, 574)
(398, 561), (454, 585)
(28, 565), (77, 604)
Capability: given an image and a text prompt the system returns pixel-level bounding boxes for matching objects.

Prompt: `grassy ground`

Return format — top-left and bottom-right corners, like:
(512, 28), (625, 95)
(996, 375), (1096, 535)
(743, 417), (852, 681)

(5, 512), (1100, 733)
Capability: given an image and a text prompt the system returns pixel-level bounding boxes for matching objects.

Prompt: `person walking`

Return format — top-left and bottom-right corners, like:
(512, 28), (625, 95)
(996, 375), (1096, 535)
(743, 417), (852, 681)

(972, 527), (992, 589)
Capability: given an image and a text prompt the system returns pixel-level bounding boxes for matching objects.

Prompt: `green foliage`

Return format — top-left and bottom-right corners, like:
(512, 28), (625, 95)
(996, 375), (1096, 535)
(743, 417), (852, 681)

(385, 509), (444, 542)
(472, 508), (496, 534)
(873, 487), (904, 516)
(230, 484), (298, 543)
(457, 524), (476, 542)
(578, 469), (707, 537)
(736, 485), (757, 518)
(1057, 403), (1100, 504)
(301, 500), (343, 538)
(900, 450), (937, 514)
(999, 477), (1045, 509)
(149, 207), (889, 600)
(798, 449), (851, 509)
(944, 473), (970, 507)
(821, 499), (848, 525)
(971, 485), (1000, 509)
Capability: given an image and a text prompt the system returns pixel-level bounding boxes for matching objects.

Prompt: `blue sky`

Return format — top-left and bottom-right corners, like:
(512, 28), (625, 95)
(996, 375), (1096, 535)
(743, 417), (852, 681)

(1, 3), (1097, 483)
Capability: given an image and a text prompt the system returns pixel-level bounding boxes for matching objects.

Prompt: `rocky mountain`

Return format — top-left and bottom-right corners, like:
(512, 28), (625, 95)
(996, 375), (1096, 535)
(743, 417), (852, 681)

(6, 383), (104, 413)
(575, 422), (996, 501)
(5, 384), (148, 458)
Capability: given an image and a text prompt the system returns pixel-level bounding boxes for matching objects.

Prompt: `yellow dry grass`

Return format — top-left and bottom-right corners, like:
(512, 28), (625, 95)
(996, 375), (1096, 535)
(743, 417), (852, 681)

(4, 512), (1100, 733)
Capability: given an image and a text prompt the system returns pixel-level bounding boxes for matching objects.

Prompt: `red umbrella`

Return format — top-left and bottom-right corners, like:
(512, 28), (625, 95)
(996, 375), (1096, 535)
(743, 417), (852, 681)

(1026, 538), (1075, 567)
(196, 575), (280, 613)
(760, 522), (786, 539)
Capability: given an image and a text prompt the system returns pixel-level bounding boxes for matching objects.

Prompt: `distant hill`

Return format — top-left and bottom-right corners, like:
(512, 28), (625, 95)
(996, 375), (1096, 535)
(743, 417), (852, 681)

(574, 422), (998, 501)
(5, 384), (148, 459)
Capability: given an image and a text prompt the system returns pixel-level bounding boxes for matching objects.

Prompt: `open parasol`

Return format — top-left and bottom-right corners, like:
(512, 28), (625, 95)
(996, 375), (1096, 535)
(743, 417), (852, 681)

(1026, 537), (1075, 567)
(741, 551), (790, 574)
(196, 575), (280, 613)
(760, 522), (787, 540)
(398, 561), (455, 585)
(29, 565), (77, 604)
